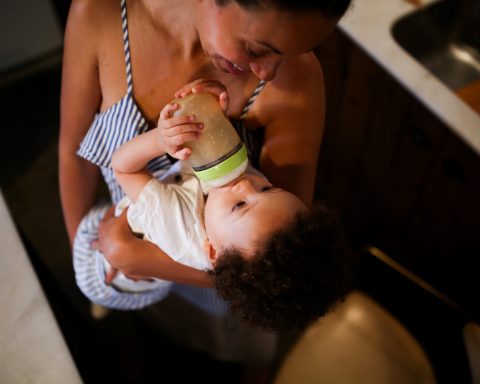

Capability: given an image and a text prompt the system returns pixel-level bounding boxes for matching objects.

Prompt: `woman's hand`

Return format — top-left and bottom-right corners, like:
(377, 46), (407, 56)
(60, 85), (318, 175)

(157, 79), (229, 161)
(156, 102), (204, 161)
(96, 207), (152, 283)
(174, 79), (230, 112)
(96, 207), (214, 288)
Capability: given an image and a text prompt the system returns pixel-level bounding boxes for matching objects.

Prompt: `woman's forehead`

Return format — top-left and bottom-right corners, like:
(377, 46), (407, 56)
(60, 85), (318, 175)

(224, 5), (338, 54)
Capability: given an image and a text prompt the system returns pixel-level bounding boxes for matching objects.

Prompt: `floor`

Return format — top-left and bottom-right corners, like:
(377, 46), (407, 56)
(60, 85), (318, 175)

(0, 61), (265, 384)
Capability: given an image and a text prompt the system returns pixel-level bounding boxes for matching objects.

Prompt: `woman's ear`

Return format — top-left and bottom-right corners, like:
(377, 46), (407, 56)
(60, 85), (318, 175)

(204, 239), (218, 267)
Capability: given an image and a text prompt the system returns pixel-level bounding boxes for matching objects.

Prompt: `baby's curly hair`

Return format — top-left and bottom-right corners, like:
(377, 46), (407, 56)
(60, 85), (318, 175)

(209, 202), (354, 333)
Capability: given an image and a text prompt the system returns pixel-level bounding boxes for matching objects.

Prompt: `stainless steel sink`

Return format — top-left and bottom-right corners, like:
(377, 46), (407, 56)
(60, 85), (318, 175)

(392, 0), (480, 91)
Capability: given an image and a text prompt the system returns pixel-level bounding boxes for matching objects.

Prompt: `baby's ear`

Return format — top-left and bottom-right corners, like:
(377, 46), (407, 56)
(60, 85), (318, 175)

(203, 239), (218, 267)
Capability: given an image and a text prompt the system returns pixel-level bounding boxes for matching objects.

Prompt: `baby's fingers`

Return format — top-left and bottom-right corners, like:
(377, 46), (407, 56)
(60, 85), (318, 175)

(174, 79), (208, 98)
(175, 79), (227, 99)
(191, 81), (227, 97)
(190, 82), (229, 112)
(173, 147), (193, 161)
(218, 91), (229, 112)
(105, 267), (118, 285)
(168, 128), (202, 146)
(165, 122), (203, 138)
(160, 102), (180, 120)
(162, 113), (198, 129)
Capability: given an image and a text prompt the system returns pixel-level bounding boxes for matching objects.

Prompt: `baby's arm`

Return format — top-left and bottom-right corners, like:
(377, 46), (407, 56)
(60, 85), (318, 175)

(111, 102), (203, 202)
(107, 102), (209, 287)
(111, 128), (165, 202)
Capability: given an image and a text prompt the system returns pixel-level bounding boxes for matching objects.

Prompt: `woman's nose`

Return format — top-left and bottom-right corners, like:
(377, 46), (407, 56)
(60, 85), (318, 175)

(250, 58), (281, 81)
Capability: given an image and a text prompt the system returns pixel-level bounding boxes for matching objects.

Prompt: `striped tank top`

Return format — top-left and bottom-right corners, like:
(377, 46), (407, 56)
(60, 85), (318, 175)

(77, 0), (266, 205)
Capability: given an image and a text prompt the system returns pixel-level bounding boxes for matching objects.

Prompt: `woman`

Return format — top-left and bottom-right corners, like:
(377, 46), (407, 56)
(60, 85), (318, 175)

(59, 0), (351, 369)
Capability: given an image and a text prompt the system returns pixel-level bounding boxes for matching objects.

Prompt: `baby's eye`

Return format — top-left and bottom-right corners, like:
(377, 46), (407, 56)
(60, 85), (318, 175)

(232, 201), (246, 211)
(261, 185), (275, 192)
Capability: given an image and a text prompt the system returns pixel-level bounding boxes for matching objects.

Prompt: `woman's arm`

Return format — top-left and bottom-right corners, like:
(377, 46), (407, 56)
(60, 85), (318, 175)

(59, 0), (103, 244)
(252, 52), (326, 207)
(99, 209), (214, 287)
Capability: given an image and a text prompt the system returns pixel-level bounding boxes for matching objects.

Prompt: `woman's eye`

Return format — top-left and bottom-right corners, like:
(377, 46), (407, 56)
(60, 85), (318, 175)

(261, 185), (275, 192)
(232, 201), (246, 211)
(245, 46), (269, 59)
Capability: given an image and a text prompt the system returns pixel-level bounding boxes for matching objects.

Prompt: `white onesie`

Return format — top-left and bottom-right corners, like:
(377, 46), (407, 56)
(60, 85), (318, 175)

(108, 161), (211, 293)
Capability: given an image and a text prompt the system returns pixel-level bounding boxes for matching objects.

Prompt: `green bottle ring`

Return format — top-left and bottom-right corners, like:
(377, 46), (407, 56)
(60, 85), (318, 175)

(193, 144), (247, 182)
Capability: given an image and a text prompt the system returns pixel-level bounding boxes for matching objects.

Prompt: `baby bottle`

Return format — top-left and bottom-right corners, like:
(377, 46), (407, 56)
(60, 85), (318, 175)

(172, 92), (248, 187)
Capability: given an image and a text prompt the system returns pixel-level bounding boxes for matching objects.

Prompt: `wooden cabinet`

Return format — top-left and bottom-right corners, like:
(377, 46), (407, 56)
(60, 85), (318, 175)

(315, 29), (480, 320)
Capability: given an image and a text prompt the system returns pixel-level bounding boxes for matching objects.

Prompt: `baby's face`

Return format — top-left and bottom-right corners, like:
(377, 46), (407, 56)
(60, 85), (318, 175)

(204, 171), (307, 258)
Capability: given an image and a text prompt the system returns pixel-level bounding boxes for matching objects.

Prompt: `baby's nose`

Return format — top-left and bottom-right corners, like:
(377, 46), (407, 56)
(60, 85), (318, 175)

(232, 178), (257, 193)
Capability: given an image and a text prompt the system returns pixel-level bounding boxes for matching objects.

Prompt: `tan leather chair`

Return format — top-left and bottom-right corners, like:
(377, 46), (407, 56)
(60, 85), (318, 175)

(274, 246), (479, 384)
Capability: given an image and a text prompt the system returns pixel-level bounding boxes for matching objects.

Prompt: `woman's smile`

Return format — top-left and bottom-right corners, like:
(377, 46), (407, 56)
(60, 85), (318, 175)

(214, 55), (249, 75)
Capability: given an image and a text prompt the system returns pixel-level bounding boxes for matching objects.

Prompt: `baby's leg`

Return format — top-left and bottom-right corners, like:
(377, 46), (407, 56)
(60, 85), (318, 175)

(73, 203), (169, 310)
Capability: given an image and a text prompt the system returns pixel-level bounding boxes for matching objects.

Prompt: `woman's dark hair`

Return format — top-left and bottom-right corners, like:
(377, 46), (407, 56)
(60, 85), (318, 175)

(215, 0), (352, 18)
(209, 202), (354, 333)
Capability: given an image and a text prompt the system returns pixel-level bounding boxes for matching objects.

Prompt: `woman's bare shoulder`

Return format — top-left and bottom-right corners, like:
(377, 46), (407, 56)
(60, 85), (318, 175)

(253, 52), (325, 125)
(273, 52), (324, 91)
(253, 54), (326, 205)
(67, 0), (120, 34)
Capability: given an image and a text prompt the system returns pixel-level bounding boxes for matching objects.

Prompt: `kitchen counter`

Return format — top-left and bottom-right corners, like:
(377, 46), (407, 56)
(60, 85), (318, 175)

(0, 191), (82, 383)
(339, 0), (480, 156)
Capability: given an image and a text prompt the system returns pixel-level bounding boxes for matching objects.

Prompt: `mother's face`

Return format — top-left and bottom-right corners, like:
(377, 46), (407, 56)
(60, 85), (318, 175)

(196, 0), (340, 81)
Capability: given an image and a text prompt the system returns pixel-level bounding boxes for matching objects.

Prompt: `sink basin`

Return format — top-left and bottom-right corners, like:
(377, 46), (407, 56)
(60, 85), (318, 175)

(392, 0), (480, 91)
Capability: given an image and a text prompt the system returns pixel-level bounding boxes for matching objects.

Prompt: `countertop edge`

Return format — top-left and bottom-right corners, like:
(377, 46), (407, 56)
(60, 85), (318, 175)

(0, 190), (83, 384)
(338, 0), (480, 156)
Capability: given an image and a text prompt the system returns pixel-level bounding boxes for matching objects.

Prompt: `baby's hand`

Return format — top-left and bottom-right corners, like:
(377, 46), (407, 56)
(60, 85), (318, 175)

(157, 102), (204, 160)
(174, 79), (229, 112)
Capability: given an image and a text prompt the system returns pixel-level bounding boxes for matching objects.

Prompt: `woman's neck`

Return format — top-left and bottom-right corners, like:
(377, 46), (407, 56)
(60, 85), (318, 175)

(140, 0), (201, 59)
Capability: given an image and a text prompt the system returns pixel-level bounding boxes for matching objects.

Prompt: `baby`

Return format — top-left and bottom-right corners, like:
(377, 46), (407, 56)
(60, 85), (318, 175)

(74, 95), (353, 332)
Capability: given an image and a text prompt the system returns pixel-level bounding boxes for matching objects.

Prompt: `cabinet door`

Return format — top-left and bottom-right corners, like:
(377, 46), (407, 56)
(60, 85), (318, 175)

(362, 99), (447, 252)
(406, 130), (480, 319)
(316, 29), (480, 320)
(315, 34), (382, 222)
(316, 32), (445, 249)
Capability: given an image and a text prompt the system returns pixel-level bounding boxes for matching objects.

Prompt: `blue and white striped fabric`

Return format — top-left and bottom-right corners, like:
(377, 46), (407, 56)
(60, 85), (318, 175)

(74, 0), (174, 309)
(240, 80), (265, 120)
(73, 204), (169, 309)
(76, 0), (171, 204)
